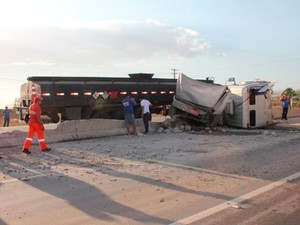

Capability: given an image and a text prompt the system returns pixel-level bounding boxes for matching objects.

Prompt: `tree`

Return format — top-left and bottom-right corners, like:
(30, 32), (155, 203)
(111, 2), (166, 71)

(281, 88), (295, 97)
(294, 89), (300, 97)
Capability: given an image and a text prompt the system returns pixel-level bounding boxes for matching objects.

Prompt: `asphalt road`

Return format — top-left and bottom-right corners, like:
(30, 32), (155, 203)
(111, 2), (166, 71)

(0, 123), (299, 225)
(192, 177), (300, 225)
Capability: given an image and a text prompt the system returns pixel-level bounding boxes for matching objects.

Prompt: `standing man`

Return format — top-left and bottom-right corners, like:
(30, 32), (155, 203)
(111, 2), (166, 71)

(22, 97), (51, 154)
(280, 94), (291, 120)
(122, 94), (138, 136)
(3, 106), (11, 127)
(140, 96), (152, 134)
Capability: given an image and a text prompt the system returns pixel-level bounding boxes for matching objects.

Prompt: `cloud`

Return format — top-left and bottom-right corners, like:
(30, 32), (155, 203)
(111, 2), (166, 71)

(0, 19), (211, 67)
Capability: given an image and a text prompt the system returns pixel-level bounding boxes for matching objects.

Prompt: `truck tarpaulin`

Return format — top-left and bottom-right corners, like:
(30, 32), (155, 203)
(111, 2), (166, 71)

(173, 74), (230, 124)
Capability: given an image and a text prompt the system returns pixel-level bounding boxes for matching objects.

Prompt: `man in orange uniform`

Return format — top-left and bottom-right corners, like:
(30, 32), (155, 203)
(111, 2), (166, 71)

(22, 97), (51, 154)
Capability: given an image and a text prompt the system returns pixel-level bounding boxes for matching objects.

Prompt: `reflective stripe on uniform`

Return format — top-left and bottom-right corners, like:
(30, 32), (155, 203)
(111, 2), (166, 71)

(26, 138), (33, 141)
(38, 139), (45, 142)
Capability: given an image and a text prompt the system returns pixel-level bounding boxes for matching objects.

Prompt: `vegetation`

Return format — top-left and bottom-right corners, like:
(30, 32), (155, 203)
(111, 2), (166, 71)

(272, 88), (300, 107)
(281, 88), (300, 97)
(294, 89), (300, 97)
(279, 88), (300, 107)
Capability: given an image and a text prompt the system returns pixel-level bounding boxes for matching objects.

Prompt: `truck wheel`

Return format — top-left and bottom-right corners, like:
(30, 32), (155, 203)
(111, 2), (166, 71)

(50, 114), (60, 123)
(134, 107), (142, 118)
(82, 107), (94, 119)
(112, 110), (124, 120)
(169, 104), (177, 116)
(91, 111), (110, 119)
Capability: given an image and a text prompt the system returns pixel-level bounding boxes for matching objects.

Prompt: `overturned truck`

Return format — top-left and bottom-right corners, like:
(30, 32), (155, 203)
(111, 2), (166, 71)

(171, 73), (231, 126)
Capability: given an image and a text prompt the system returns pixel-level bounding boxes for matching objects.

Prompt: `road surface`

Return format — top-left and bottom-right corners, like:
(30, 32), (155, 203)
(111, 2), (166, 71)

(0, 121), (299, 225)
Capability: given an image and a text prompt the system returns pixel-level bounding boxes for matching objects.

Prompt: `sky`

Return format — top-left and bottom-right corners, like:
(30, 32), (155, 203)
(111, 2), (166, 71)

(0, 0), (300, 107)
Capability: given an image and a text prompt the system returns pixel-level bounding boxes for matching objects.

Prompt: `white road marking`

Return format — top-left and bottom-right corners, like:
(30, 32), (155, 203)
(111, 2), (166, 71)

(0, 152), (92, 184)
(169, 171), (300, 225)
(1, 174), (47, 184)
(149, 160), (249, 179)
(0, 162), (49, 184)
(2, 154), (299, 224)
(8, 161), (45, 175)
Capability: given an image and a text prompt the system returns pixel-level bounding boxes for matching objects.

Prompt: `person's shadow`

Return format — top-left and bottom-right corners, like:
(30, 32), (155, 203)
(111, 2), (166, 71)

(2, 156), (173, 224)
(0, 218), (8, 225)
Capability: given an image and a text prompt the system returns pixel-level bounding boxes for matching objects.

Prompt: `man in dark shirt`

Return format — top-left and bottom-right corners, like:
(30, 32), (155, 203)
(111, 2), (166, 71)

(280, 94), (291, 120)
(122, 95), (138, 136)
(3, 106), (11, 127)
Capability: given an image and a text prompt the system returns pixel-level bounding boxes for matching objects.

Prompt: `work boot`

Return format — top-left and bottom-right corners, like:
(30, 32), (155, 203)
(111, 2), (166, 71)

(42, 148), (51, 152)
(22, 149), (31, 154)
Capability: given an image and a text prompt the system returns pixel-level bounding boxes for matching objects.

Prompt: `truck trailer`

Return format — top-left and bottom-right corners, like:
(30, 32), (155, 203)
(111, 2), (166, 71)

(15, 73), (213, 123)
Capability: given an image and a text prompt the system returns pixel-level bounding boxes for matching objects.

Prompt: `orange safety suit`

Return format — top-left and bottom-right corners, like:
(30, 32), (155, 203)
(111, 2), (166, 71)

(22, 102), (48, 150)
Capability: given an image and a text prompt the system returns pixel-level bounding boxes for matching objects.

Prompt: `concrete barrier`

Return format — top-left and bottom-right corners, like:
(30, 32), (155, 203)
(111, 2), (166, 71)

(1, 112), (299, 149)
(47, 118), (147, 142)
(0, 118), (153, 149)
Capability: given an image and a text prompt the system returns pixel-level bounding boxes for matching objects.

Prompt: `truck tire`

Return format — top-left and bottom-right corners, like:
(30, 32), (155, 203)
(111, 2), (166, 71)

(112, 110), (124, 120)
(91, 111), (110, 119)
(169, 104), (177, 117)
(82, 107), (94, 119)
(134, 107), (142, 119)
(50, 113), (60, 123)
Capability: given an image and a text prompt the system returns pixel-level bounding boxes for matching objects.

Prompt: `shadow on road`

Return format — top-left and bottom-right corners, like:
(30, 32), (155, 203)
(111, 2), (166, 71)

(1, 155), (173, 224)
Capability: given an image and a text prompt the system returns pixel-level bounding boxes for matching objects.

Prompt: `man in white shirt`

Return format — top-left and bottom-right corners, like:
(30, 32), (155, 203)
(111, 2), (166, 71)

(140, 96), (152, 134)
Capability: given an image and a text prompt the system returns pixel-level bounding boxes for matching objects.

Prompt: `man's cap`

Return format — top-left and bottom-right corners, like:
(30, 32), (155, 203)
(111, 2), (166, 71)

(34, 97), (43, 103)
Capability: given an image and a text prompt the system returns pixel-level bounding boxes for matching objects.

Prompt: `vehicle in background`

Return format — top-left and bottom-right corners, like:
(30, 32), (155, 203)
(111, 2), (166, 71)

(291, 97), (300, 107)
(14, 73), (213, 123)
